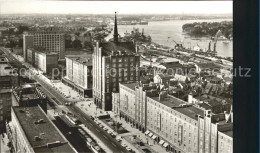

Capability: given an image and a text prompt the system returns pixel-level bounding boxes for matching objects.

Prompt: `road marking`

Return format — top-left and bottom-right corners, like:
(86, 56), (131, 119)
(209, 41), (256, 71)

(121, 151), (124, 153)
(103, 135), (108, 139)
(112, 143), (116, 147)
(96, 129), (100, 132)
(83, 117), (87, 120)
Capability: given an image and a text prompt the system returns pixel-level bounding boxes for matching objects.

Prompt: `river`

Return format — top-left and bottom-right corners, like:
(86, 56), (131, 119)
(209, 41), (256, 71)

(106, 19), (233, 58)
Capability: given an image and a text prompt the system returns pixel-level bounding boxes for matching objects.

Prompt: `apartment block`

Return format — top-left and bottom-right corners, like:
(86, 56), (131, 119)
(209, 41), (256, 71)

(23, 31), (65, 59)
(6, 106), (77, 153)
(63, 54), (92, 97)
(93, 13), (140, 111)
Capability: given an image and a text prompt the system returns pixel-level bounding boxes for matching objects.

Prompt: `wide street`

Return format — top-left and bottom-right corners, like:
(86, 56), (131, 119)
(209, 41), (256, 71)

(1, 47), (129, 153)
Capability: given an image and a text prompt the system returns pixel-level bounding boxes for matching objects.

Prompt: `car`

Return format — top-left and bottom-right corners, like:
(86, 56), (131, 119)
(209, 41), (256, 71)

(126, 147), (132, 151)
(110, 133), (116, 138)
(94, 120), (100, 124)
(121, 143), (127, 147)
(103, 127), (108, 131)
(99, 124), (103, 128)
(107, 130), (112, 134)
(90, 116), (95, 120)
(116, 137), (122, 142)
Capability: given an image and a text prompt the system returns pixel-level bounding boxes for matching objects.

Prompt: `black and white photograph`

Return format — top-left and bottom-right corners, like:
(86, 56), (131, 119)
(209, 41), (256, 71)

(0, 0), (258, 153)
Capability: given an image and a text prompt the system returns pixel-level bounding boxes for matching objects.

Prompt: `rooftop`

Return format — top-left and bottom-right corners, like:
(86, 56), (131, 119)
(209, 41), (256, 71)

(12, 106), (76, 153)
(65, 54), (92, 66)
(120, 82), (138, 91)
(0, 88), (12, 93)
(221, 130), (233, 138)
(100, 42), (136, 56)
(149, 95), (204, 120)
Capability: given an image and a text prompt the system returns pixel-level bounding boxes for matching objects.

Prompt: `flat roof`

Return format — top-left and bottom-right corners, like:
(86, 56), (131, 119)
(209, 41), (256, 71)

(149, 95), (204, 120)
(221, 130), (233, 138)
(120, 82), (138, 91)
(12, 106), (76, 153)
(66, 54), (92, 66)
(0, 89), (12, 93)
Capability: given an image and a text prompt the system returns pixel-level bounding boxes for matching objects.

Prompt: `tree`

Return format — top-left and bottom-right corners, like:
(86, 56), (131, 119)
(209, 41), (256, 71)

(84, 41), (93, 50)
(72, 39), (82, 48)
(65, 39), (72, 48)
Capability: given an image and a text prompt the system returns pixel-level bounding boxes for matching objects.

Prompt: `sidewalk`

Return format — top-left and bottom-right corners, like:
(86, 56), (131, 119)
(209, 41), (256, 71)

(108, 112), (168, 153)
(75, 101), (168, 153)
(0, 133), (11, 153)
(79, 124), (113, 153)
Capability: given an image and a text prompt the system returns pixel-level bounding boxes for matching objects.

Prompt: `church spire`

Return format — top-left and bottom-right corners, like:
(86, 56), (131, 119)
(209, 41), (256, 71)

(113, 12), (118, 43)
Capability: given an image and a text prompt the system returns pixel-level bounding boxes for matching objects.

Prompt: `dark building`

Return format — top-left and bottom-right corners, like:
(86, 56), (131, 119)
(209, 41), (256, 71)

(93, 12), (140, 111)
(12, 84), (47, 113)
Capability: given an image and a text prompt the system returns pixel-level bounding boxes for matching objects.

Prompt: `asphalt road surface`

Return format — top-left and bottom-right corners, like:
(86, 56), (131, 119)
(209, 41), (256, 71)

(1, 47), (130, 153)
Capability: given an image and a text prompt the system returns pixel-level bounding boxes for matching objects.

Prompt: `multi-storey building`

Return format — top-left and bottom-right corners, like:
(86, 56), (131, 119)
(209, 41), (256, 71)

(34, 51), (59, 75)
(0, 56), (18, 88)
(119, 82), (160, 131)
(0, 89), (12, 133)
(198, 109), (233, 153)
(12, 84), (47, 113)
(23, 31), (65, 60)
(93, 12), (140, 111)
(27, 48), (36, 66)
(118, 82), (233, 153)
(112, 92), (120, 114)
(6, 106), (77, 153)
(218, 130), (233, 153)
(63, 54), (93, 97)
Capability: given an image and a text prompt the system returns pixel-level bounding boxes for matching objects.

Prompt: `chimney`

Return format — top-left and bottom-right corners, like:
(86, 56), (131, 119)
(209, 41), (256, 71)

(159, 91), (166, 101)
(188, 94), (193, 104)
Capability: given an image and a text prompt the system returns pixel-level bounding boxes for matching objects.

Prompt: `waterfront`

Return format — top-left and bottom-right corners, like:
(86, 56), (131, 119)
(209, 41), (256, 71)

(106, 19), (233, 57)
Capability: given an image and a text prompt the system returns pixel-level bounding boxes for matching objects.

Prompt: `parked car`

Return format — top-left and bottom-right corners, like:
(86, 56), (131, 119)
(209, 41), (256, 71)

(121, 143), (127, 147)
(116, 137), (122, 142)
(110, 132), (116, 138)
(107, 130), (112, 134)
(90, 116), (95, 120)
(103, 127), (108, 131)
(126, 146), (132, 151)
(99, 124), (103, 128)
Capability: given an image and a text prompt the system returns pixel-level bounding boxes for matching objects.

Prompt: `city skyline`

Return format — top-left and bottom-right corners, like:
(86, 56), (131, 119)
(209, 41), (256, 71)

(0, 0), (232, 15)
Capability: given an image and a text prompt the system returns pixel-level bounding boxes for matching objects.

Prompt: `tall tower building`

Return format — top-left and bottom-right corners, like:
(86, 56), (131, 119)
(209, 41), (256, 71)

(23, 31), (65, 60)
(92, 12), (140, 111)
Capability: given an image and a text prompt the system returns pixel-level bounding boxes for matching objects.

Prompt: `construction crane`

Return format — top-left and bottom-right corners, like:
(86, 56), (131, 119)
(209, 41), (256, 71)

(172, 39), (184, 49)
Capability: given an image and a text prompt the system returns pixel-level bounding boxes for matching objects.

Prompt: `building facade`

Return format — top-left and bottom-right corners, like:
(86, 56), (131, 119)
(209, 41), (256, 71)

(112, 92), (120, 114)
(0, 89), (12, 133)
(218, 130), (233, 153)
(6, 106), (77, 153)
(12, 84), (47, 113)
(93, 12), (140, 111)
(34, 51), (59, 75)
(23, 31), (65, 59)
(117, 82), (233, 153)
(64, 55), (92, 97)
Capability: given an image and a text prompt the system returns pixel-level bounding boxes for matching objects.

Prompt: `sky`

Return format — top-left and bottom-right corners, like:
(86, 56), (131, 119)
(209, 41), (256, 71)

(0, 0), (232, 15)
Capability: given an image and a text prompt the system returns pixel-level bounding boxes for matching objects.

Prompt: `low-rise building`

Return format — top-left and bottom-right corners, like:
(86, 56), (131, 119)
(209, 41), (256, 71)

(6, 106), (77, 153)
(12, 84), (47, 113)
(63, 54), (92, 97)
